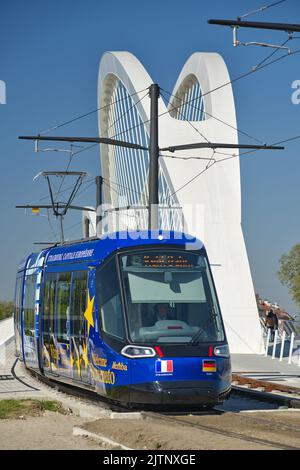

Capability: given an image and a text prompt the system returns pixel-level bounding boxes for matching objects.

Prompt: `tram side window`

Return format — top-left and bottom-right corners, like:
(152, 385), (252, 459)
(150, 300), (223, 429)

(72, 271), (88, 339)
(23, 274), (37, 337)
(43, 273), (57, 338)
(56, 272), (72, 343)
(14, 276), (23, 349)
(96, 258), (125, 340)
(14, 277), (21, 326)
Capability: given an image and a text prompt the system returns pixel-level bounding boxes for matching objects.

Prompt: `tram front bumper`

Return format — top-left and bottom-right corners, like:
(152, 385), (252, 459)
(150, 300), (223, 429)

(129, 380), (231, 406)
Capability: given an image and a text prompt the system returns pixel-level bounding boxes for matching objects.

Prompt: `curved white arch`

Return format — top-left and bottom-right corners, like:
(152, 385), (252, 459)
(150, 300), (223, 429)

(95, 51), (263, 354)
(97, 51), (182, 230)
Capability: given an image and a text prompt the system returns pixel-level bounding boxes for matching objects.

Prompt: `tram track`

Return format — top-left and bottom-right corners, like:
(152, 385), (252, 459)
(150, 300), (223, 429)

(25, 365), (128, 411)
(217, 408), (300, 433)
(14, 362), (300, 450)
(141, 410), (300, 450)
(11, 358), (40, 391)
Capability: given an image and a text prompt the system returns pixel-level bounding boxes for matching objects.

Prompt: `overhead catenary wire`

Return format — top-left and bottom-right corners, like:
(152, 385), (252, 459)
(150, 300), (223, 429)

(31, 88), (150, 188)
(54, 144), (76, 203)
(46, 208), (59, 242)
(108, 90), (149, 135)
(63, 220), (87, 240)
(102, 176), (144, 199)
(237, 0), (288, 21)
(38, 87), (149, 136)
(28, 24), (298, 159)
(162, 47), (300, 120)
(43, 180), (97, 241)
(24, 90), (149, 241)
(160, 152), (216, 162)
(26, 176), (95, 240)
(75, 179), (96, 198)
(50, 219), (84, 242)
(72, 142), (99, 157)
(160, 88), (265, 171)
(26, 89), (149, 240)
(162, 160), (217, 204)
(161, 89), (264, 145)
(27, 176), (95, 206)
(251, 36), (292, 70)
(37, 86), (300, 214)
(31, 44), (299, 164)
(111, 47), (300, 141)
(107, 45), (299, 209)
(217, 132), (300, 162)
(24, 35), (300, 234)
(161, 130), (300, 204)
(31, 1), (290, 146)
(159, 91), (211, 144)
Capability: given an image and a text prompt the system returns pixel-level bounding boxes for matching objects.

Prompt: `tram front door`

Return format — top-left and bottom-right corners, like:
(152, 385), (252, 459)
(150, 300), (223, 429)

(71, 271), (90, 383)
(42, 273), (57, 374)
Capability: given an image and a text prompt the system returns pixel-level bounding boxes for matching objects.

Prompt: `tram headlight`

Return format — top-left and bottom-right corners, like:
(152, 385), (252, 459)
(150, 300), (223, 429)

(214, 344), (230, 358)
(121, 345), (156, 359)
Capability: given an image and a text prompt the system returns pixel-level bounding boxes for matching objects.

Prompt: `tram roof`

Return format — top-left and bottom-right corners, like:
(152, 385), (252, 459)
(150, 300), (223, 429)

(17, 231), (204, 271)
(46, 230), (203, 266)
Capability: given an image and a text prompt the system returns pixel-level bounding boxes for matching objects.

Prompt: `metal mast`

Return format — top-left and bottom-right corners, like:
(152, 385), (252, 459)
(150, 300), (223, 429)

(148, 84), (160, 230)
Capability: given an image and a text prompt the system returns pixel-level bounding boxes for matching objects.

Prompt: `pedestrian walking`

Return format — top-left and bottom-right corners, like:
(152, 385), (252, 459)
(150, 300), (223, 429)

(265, 309), (277, 342)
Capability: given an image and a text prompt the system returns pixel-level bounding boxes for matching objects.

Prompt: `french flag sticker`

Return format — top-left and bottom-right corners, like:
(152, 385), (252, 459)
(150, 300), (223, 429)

(155, 360), (173, 375)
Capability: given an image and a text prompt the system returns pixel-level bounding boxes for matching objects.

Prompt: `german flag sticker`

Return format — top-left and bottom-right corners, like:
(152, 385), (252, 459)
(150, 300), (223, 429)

(202, 359), (217, 372)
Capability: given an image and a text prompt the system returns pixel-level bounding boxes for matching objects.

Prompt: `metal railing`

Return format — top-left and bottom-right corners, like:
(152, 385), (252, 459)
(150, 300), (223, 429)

(264, 325), (300, 366)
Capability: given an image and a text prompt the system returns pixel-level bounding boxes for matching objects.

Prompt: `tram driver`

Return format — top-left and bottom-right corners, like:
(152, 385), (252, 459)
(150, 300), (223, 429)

(142, 303), (174, 327)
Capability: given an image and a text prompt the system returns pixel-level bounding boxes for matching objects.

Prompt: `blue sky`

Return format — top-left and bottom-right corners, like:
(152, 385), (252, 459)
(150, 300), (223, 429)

(1, 0), (300, 315)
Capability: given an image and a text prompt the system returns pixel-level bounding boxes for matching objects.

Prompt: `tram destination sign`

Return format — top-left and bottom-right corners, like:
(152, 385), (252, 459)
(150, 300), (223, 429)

(129, 253), (198, 269)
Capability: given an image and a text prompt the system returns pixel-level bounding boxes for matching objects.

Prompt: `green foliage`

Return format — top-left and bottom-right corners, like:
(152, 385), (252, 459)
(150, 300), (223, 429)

(0, 399), (24, 419)
(0, 399), (66, 419)
(40, 400), (65, 413)
(0, 301), (14, 321)
(278, 244), (300, 308)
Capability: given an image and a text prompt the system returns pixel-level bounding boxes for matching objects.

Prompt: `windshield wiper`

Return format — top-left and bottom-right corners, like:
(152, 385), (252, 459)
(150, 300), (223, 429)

(189, 314), (215, 344)
(190, 325), (210, 345)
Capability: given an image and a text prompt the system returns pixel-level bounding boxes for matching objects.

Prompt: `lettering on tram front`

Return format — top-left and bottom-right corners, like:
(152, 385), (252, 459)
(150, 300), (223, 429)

(93, 368), (116, 385)
(92, 354), (108, 368)
(112, 361), (128, 371)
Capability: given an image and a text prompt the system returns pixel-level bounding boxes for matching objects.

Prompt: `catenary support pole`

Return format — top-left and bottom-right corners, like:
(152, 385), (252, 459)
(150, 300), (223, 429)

(58, 215), (64, 244)
(84, 217), (90, 238)
(148, 84), (160, 231)
(96, 175), (103, 237)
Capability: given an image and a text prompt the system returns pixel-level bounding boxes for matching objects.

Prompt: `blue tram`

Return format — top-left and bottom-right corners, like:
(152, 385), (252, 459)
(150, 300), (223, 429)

(14, 231), (231, 407)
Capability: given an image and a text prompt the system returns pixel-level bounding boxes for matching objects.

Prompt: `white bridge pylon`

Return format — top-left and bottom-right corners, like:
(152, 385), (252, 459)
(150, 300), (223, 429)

(95, 51), (263, 354)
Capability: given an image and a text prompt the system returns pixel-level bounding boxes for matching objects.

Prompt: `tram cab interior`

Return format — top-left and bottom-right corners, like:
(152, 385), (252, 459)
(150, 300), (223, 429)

(97, 248), (225, 347)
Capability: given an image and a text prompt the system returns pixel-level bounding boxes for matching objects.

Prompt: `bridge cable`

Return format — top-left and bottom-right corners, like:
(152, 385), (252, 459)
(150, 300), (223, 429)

(112, 47), (300, 140)
(160, 89), (265, 145)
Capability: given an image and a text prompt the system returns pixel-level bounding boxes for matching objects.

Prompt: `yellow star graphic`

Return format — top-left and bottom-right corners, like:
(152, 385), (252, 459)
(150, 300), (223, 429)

(75, 355), (81, 374)
(82, 341), (89, 368)
(84, 291), (95, 335)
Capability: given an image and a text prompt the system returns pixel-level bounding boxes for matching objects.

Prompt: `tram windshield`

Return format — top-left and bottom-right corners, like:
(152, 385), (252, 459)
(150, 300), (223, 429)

(119, 250), (225, 344)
